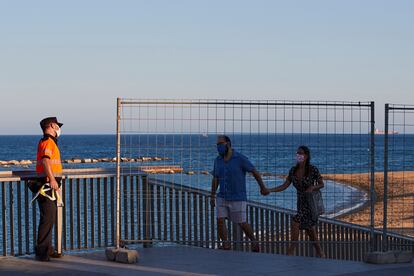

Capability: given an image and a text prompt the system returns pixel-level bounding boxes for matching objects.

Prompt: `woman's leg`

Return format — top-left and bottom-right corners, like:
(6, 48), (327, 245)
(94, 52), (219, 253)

(287, 220), (300, 256)
(305, 226), (325, 258)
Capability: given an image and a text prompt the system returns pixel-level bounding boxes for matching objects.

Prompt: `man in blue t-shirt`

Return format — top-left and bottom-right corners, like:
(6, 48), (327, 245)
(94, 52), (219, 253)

(210, 135), (269, 252)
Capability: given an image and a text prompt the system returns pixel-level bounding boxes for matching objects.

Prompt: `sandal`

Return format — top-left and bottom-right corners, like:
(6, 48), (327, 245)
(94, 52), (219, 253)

(218, 245), (231, 250)
(251, 244), (260, 253)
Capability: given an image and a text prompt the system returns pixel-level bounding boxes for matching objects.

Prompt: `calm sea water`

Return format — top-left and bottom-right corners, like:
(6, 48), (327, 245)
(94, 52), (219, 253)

(1, 134), (413, 215)
(1, 133), (413, 172)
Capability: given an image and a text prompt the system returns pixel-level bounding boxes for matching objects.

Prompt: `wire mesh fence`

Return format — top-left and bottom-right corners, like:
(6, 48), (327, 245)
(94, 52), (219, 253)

(119, 99), (375, 220)
(116, 99), (380, 256)
(383, 104), (414, 248)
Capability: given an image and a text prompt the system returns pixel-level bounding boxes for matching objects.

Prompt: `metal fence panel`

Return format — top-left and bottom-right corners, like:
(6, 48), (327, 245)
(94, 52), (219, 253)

(116, 99), (382, 257)
(383, 104), (414, 251)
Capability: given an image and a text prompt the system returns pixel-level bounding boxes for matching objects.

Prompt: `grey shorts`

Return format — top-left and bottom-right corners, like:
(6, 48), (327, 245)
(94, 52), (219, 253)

(216, 197), (247, 223)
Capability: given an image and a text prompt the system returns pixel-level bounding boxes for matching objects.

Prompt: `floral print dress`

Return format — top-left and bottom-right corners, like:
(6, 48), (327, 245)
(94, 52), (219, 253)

(288, 165), (323, 230)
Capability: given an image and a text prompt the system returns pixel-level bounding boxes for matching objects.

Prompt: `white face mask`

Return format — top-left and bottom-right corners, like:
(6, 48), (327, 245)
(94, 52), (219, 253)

(55, 127), (61, 138)
(296, 154), (305, 163)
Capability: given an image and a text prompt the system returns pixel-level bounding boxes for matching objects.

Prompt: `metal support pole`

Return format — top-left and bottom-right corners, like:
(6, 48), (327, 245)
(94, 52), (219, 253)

(115, 97), (121, 249)
(57, 184), (63, 255)
(369, 101), (376, 251)
(383, 104), (389, 251)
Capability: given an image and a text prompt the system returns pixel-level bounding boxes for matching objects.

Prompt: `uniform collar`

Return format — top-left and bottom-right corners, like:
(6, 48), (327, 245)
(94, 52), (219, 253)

(43, 133), (58, 144)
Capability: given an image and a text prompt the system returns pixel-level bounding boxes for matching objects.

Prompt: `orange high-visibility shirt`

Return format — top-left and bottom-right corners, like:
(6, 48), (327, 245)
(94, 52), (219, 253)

(36, 135), (62, 177)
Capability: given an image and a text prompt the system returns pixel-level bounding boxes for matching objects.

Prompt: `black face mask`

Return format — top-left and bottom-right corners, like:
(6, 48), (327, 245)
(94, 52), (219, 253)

(217, 144), (228, 157)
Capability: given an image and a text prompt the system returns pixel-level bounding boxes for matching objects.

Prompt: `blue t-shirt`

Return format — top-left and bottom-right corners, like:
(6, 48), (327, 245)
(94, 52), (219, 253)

(212, 150), (255, 201)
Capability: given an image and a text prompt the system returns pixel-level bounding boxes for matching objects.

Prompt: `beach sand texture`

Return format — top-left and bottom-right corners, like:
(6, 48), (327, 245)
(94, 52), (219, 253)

(324, 172), (414, 236)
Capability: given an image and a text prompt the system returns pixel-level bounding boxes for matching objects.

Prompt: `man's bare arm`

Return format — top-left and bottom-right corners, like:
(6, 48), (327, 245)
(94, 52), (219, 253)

(210, 177), (219, 207)
(251, 169), (269, 195)
(42, 158), (59, 190)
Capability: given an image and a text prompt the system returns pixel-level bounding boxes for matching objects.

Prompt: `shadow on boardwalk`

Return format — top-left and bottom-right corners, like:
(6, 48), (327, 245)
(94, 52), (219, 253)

(0, 246), (413, 276)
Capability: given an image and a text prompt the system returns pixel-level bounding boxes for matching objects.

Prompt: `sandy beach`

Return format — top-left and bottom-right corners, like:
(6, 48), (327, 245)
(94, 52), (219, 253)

(323, 172), (414, 236)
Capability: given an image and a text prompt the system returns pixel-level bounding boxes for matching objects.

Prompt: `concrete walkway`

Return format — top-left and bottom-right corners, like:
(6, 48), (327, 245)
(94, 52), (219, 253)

(0, 246), (413, 276)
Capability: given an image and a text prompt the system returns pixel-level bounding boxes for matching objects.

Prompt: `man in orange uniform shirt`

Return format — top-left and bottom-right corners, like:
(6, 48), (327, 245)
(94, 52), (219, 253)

(35, 117), (63, 261)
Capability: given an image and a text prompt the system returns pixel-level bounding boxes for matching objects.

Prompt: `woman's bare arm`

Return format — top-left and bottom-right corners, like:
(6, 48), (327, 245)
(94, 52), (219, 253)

(269, 178), (291, 193)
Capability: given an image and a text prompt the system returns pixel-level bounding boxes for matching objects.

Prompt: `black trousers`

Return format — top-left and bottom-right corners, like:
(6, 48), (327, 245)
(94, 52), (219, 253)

(35, 192), (57, 257)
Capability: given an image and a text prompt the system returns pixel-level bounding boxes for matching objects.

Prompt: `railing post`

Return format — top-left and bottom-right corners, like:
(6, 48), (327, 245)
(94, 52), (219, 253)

(369, 101), (377, 251)
(2, 182), (7, 256)
(76, 178), (81, 249)
(17, 181), (22, 256)
(142, 175), (152, 247)
(9, 182), (14, 256)
(24, 182), (30, 254)
(69, 178), (74, 250)
(383, 104), (389, 251)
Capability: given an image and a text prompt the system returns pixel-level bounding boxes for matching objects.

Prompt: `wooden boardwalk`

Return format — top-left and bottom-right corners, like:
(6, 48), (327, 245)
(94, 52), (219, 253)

(0, 246), (413, 276)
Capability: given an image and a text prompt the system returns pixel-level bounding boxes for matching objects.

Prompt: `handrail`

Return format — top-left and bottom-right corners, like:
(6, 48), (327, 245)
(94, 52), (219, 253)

(0, 168), (146, 181)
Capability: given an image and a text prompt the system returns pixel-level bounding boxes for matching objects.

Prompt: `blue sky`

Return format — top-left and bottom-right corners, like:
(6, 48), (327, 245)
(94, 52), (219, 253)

(1, 0), (413, 134)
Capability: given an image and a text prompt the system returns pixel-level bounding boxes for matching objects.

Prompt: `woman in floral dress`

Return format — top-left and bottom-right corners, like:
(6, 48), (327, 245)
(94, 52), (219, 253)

(269, 145), (325, 257)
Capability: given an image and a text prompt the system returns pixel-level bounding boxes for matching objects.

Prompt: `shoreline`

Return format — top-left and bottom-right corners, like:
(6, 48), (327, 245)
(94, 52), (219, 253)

(323, 172), (414, 236)
(324, 183), (369, 219)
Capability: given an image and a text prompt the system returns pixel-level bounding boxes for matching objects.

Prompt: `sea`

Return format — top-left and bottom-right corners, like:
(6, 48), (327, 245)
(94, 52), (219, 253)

(1, 134), (414, 217)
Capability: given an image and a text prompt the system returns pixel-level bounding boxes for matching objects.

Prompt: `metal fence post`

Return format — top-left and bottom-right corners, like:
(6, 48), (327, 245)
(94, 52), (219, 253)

(115, 97), (121, 249)
(369, 101), (377, 251)
(56, 184), (63, 255)
(383, 104), (389, 251)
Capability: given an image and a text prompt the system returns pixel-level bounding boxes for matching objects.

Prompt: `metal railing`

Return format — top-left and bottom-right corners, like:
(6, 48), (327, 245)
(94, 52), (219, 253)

(131, 177), (412, 261)
(2, 168), (413, 261)
(0, 169), (146, 256)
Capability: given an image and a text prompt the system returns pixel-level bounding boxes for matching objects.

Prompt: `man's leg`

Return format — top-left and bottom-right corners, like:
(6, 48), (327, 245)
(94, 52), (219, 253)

(231, 201), (259, 252)
(238, 223), (255, 241)
(36, 196), (56, 260)
(216, 197), (230, 249)
(238, 222), (259, 252)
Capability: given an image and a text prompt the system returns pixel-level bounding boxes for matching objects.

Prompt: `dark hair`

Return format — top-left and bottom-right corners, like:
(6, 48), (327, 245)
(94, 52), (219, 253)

(217, 135), (232, 147)
(294, 145), (311, 176)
